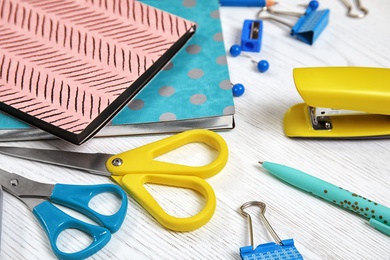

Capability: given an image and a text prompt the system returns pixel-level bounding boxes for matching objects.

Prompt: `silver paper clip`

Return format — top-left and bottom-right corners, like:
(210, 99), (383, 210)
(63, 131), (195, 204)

(239, 201), (303, 260)
(257, 1), (329, 45)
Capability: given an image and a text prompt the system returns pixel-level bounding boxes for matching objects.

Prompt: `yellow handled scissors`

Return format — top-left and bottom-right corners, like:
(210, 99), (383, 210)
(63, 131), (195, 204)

(0, 129), (228, 231)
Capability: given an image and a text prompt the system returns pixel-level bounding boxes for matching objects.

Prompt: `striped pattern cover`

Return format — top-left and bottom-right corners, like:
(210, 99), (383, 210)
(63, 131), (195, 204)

(0, 0), (194, 143)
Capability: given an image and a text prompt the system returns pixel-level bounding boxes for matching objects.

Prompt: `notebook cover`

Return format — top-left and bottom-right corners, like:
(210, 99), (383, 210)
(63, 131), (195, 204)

(112, 0), (235, 126)
(0, 0), (195, 144)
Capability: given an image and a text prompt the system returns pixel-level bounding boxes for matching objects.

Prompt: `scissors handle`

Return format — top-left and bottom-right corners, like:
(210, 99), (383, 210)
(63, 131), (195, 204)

(106, 129), (229, 179)
(112, 173), (216, 232)
(33, 201), (111, 260)
(50, 184), (128, 233)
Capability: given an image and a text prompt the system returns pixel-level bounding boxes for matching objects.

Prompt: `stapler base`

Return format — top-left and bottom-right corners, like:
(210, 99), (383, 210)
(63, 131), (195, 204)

(284, 103), (390, 138)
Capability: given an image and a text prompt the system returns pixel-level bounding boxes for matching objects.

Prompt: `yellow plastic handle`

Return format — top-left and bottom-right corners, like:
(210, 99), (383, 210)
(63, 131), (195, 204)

(107, 129), (228, 231)
(111, 173), (216, 231)
(106, 129), (229, 179)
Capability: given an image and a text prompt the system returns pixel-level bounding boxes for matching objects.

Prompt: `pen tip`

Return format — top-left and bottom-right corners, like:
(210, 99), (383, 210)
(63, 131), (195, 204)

(258, 161), (263, 165)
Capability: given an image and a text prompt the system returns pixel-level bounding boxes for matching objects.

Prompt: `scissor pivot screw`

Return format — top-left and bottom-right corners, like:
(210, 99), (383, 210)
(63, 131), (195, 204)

(10, 178), (19, 186)
(111, 158), (123, 167)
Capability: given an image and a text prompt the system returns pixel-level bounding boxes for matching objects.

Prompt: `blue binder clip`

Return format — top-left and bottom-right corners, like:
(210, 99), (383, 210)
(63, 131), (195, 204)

(257, 0), (329, 45)
(239, 201), (304, 260)
(241, 20), (263, 52)
(291, 7), (329, 44)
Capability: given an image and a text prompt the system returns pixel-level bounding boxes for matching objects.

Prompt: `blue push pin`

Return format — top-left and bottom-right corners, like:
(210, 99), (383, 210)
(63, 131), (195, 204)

(229, 45), (270, 73)
(308, 0), (319, 11)
(229, 44), (242, 57)
(232, 83), (245, 97)
(299, 0), (319, 12)
(257, 60), (269, 73)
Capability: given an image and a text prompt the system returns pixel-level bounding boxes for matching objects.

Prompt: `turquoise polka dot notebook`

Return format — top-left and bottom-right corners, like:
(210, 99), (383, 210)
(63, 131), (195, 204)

(0, 0), (235, 141)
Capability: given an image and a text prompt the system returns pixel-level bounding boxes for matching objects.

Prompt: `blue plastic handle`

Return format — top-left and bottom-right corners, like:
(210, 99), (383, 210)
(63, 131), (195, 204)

(49, 184), (128, 233)
(33, 201), (112, 260)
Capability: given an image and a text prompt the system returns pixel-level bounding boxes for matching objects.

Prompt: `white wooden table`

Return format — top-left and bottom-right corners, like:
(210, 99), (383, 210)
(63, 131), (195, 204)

(1, 0), (389, 259)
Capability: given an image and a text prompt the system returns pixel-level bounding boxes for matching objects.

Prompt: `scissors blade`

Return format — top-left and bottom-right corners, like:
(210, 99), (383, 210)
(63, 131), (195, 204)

(0, 169), (55, 210)
(0, 168), (53, 197)
(0, 146), (112, 176)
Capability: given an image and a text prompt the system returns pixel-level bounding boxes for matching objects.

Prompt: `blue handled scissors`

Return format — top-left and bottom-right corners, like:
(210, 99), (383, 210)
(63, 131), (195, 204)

(0, 169), (128, 260)
(0, 129), (228, 231)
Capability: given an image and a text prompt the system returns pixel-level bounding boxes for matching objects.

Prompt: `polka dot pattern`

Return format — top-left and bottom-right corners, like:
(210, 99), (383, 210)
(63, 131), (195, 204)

(188, 68), (204, 79)
(113, 0), (234, 125)
(219, 80), (231, 90)
(331, 188), (388, 224)
(213, 32), (224, 42)
(309, 184), (389, 228)
(182, 0), (196, 7)
(163, 62), (174, 71)
(128, 99), (144, 110)
(186, 44), (201, 54)
(160, 112), (177, 121)
(211, 10), (220, 19)
(217, 55), (227, 65)
(190, 94), (207, 105)
(158, 86), (175, 97)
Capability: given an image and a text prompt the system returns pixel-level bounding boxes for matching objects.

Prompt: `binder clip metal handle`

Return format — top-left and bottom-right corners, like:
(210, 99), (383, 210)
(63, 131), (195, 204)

(239, 201), (283, 247)
(257, 6), (295, 28)
(341, 0), (368, 18)
(266, 0), (319, 17)
(257, 0), (319, 23)
(238, 201), (304, 260)
(257, 11), (294, 28)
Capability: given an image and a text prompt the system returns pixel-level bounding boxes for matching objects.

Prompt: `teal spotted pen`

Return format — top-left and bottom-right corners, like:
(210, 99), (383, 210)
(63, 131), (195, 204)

(259, 161), (390, 237)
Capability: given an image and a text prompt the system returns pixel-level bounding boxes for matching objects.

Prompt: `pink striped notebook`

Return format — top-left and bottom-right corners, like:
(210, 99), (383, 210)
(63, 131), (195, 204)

(0, 0), (195, 144)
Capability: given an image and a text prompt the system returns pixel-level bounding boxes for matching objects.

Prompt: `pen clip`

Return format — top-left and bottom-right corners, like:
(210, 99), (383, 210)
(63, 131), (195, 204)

(369, 218), (390, 236)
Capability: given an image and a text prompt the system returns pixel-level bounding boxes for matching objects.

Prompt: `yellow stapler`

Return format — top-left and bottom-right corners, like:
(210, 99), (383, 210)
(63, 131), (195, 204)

(284, 67), (390, 138)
